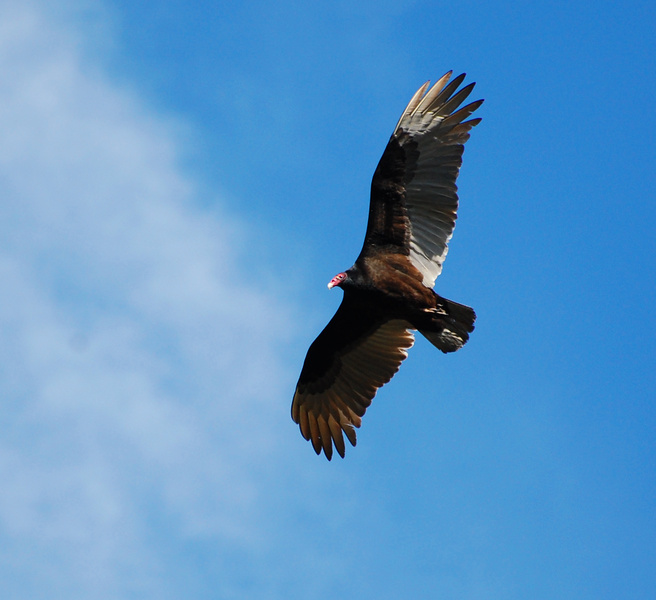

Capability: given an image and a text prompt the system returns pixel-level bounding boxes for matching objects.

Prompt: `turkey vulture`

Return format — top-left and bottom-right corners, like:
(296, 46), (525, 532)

(292, 72), (482, 460)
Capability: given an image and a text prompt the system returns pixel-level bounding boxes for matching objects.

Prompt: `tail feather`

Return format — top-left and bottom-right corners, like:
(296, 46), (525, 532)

(419, 297), (476, 353)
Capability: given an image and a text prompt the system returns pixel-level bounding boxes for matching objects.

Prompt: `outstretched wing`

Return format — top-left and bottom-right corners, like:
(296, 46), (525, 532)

(292, 296), (414, 460)
(359, 72), (483, 287)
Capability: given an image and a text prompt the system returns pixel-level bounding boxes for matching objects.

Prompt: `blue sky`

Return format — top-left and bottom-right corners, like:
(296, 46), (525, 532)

(1, 1), (654, 598)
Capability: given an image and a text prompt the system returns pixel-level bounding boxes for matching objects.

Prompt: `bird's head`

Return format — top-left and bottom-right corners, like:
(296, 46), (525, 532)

(327, 272), (348, 289)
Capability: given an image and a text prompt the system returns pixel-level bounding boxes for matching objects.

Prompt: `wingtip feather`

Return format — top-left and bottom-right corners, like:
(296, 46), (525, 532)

(412, 71), (453, 116)
(328, 415), (347, 458)
(393, 80), (431, 132)
(317, 416), (334, 460)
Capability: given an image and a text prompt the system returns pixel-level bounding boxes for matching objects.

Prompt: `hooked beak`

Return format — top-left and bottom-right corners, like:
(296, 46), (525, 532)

(327, 281), (335, 289)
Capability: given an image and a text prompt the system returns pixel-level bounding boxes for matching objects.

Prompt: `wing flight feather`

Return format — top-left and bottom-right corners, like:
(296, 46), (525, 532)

(292, 299), (414, 460)
(361, 72), (483, 287)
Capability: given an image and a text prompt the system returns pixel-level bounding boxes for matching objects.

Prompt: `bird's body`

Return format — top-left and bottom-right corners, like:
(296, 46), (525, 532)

(292, 72), (482, 459)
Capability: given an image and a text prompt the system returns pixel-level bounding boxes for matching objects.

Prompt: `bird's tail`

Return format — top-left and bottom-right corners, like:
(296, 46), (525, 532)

(419, 297), (476, 353)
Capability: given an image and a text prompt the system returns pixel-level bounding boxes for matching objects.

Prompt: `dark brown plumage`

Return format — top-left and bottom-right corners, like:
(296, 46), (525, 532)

(292, 72), (483, 459)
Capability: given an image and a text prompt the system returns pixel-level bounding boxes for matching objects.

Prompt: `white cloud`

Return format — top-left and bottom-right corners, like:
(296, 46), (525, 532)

(0, 2), (302, 596)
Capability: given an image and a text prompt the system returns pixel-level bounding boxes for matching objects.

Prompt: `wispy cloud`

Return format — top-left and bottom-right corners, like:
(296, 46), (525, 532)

(0, 2), (301, 596)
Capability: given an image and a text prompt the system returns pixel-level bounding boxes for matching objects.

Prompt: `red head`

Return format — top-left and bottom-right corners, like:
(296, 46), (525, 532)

(327, 272), (347, 289)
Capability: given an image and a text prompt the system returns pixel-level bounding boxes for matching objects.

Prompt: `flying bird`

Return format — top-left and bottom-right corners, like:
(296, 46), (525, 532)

(292, 72), (482, 460)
